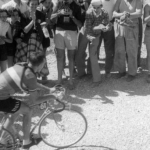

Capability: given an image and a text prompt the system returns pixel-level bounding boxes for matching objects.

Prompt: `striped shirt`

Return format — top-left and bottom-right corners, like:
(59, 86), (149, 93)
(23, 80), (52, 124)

(84, 7), (109, 37)
(0, 64), (37, 100)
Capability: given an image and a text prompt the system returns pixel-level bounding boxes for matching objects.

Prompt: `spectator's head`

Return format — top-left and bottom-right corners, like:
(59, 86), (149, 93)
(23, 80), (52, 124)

(39, 0), (52, 10)
(28, 51), (46, 72)
(28, 0), (39, 12)
(91, 0), (103, 14)
(0, 9), (9, 22)
(8, 8), (21, 22)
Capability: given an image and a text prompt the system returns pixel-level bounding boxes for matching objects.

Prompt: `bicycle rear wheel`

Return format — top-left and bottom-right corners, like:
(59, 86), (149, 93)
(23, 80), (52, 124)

(0, 127), (15, 150)
(39, 108), (87, 149)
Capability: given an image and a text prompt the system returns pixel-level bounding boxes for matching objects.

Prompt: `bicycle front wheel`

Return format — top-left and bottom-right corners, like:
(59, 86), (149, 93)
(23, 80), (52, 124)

(39, 108), (87, 149)
(0, 127), (15, 150)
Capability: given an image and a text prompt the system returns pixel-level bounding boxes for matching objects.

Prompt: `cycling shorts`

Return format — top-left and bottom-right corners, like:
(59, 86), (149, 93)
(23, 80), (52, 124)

(0, 97), (21, 113)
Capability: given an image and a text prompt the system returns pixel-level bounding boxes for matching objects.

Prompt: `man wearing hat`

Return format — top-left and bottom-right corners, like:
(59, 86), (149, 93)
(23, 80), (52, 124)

(81, 0), (111, 87)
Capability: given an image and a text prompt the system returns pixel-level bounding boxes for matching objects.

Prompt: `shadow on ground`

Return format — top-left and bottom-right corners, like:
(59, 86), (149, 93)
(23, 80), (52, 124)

(55, 145), (117, 150)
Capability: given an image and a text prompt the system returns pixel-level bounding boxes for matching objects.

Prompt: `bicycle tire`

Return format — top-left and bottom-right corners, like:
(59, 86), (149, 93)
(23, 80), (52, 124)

(0, 127), (15, 150)
(39, 108), (87, 149)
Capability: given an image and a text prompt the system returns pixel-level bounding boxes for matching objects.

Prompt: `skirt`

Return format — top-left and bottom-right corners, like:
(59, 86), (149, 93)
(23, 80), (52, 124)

(14, 33), (49, 77)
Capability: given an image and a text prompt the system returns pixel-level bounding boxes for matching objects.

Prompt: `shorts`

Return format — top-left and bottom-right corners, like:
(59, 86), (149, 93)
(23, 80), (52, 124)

(42, 37), (50, 49)
(0, 44), (7, 61)
(54, 30), (77, 50)
(6, 42), (16, 56)
(0, 97), (21, 113)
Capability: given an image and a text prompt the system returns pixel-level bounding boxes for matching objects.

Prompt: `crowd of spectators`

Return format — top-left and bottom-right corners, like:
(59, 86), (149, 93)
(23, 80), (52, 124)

(0, 0), (150, 90)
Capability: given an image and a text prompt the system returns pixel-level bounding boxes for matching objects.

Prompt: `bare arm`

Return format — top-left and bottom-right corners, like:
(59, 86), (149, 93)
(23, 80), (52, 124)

(83, 1), (89, 11)
(28, 90), (57, 105)
(24, 20), (34, 33)
(144, 4), (150, 23)
(51, 1), (60, 20)
(129, 0), (142, 19)
(24, 12), (35, 33)
(4, 25), (12, 43)
(113, 0), (124, 18)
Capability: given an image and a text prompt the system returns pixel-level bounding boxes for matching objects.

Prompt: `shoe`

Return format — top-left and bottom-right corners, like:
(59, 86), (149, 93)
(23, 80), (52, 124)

(76, 74), (87, 80)
(147, 74), (150, 83)
(137, 67), (142, 73)
(114, 72), (126, 79)
(90, 81), (102, 88)
(22, 137), (42, 149)
(126, 75), (136, 82)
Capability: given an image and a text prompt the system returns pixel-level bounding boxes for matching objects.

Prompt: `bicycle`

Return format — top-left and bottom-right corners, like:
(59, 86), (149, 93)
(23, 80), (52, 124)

(0, 85), (88, 149)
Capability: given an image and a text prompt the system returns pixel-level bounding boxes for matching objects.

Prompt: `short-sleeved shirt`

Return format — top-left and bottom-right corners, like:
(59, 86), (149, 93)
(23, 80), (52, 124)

(53, 1), (83, 31)
(1, 0), (28, 14)
(0, 63), (37, 100)
(102, 0), (116, 21)
(84, 7), (109, 37)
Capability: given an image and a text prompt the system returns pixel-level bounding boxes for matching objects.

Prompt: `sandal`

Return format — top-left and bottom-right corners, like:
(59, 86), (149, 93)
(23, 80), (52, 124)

(22, 137), (42, 149)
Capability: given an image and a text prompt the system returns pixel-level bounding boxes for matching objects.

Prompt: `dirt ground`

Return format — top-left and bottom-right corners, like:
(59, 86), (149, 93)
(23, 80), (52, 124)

(27, 36), (150, 150)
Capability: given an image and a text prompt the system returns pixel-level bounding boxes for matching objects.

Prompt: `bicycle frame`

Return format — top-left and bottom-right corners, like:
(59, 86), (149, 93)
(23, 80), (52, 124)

(30, 98), (67, 136)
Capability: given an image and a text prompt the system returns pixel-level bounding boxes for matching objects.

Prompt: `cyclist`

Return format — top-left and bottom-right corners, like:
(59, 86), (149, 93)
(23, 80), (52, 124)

(0, 51), (63, 149)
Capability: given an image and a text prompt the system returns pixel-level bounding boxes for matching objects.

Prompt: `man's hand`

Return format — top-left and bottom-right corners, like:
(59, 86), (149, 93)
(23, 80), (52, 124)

(93, 24), (106, 32)
(58, 9), (66, 16)
(87, 35), (96, 42)
(31, 11), (36, 22)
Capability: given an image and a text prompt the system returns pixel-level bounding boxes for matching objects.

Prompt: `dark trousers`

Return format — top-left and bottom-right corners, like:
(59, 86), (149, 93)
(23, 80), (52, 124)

(97, 28), (115, 73)
(76, 27), (90, 77)
(137, 17), (143, 67)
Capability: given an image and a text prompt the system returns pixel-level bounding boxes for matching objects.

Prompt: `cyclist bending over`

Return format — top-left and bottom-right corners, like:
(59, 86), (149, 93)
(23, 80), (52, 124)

(0, 51), (63, 150)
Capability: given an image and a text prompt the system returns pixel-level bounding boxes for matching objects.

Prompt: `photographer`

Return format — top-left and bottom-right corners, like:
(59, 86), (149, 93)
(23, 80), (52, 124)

(51, 0), (83, 90)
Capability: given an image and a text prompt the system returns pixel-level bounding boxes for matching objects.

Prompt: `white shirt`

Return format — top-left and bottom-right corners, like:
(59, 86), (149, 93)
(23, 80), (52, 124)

(0, 0), (10, 8)
(1, 0), (29, 14)
(0, 20), (10, 44)
(102, 0), (117, 20)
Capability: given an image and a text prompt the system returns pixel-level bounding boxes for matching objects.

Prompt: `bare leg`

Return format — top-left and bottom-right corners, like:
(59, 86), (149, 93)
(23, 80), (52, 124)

(67, 50), (76, 89)
(4, 102), (32, 145)
(56, 48), (65, 84)
(7, 56), (13, 68)
(0, 60), (8, 72)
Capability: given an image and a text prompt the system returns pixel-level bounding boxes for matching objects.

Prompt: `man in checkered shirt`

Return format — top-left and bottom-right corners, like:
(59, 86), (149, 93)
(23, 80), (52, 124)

(82, 0), (111, 87)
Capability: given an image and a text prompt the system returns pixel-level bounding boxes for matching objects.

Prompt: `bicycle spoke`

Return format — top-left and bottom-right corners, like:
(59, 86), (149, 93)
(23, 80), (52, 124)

(39, 109), (87, 148)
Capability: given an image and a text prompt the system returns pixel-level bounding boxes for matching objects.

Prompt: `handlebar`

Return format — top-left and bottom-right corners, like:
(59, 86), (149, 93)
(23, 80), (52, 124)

(49, 84), (66, 113)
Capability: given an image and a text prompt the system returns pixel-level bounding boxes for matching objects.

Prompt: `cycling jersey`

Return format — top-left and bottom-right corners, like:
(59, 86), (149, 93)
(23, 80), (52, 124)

(0, 63), (37, 100)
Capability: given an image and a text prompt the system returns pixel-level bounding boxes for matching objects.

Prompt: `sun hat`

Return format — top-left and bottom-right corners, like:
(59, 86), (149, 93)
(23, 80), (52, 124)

(91, 0), (102, 6)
